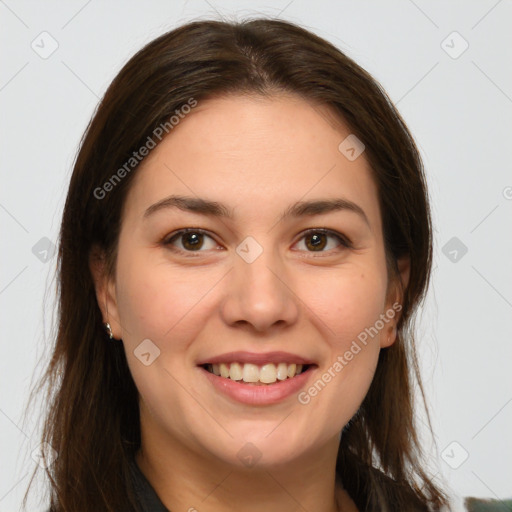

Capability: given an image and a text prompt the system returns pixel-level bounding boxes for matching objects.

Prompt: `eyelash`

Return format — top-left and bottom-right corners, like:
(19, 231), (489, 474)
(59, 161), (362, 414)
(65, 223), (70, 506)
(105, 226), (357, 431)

(162, 228), (352, 257)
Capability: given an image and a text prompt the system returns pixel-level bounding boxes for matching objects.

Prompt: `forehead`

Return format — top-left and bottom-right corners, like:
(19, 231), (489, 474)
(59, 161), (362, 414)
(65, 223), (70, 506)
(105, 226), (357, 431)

(122, 94), (381, 228)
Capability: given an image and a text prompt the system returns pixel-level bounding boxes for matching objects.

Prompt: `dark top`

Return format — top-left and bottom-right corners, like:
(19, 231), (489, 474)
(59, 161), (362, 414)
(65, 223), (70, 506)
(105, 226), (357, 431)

(129, 457), (170, 512)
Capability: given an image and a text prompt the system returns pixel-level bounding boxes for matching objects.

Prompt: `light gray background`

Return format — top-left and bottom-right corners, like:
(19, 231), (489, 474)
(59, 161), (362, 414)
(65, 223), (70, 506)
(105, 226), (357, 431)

(1, 1), (511, 511)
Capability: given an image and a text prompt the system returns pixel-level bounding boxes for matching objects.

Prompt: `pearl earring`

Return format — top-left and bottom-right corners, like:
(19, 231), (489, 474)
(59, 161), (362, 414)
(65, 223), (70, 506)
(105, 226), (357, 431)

(104, 322), (114, 340)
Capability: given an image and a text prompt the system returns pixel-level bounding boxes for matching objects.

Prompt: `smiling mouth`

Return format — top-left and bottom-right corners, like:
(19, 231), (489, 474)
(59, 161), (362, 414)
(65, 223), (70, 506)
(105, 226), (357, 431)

(201, 362), (315, 385)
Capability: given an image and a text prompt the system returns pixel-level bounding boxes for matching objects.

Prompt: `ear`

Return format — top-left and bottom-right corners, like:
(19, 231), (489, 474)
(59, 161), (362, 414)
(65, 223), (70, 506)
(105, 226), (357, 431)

(380, 255), (410, 348)
(89, 245), (122, 340)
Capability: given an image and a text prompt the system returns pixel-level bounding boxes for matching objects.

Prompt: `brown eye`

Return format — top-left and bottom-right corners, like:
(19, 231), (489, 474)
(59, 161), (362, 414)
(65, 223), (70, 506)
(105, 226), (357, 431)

(295, 229), (350, 253)
(305, 232), (328, 251)
(165, 229), (218, 253)
(181, 232), (204, 250)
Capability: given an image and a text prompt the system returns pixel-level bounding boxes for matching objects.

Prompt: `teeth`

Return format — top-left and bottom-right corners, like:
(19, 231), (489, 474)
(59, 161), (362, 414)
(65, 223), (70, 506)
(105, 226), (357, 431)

(260, 364), (277, 384)
(220, 363), (230, 378)
(242, 363), (260, 382)
(276, 362), (288, 380)
(229, 362), (243, 381)
(206, 362), (307, 384)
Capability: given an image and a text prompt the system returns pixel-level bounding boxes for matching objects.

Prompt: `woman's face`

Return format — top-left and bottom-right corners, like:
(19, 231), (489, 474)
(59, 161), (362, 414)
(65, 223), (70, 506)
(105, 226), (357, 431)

(94, 94), (405, 468)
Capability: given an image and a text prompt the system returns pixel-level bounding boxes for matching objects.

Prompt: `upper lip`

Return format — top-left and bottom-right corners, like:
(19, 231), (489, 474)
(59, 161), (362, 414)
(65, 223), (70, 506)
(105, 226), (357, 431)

(196, 351), (316, 366)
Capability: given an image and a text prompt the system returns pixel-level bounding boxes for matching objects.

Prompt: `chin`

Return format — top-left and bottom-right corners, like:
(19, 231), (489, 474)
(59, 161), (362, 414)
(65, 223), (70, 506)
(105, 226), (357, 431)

(193, 422), (326, 470)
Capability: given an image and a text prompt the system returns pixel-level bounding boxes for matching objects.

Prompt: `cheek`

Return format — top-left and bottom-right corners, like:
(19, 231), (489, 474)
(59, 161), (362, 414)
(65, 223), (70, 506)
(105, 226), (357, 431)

(114, 246), (229, 370)
(115, 247), (197, 339)
(293, 263), (387, 425)
(301, 263), (388, 343)
(113, 249), (218, 413)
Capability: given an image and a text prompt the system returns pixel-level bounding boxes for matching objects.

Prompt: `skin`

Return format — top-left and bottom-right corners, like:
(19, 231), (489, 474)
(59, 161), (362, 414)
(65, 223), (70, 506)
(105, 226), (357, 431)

(90, 94), (409, 512)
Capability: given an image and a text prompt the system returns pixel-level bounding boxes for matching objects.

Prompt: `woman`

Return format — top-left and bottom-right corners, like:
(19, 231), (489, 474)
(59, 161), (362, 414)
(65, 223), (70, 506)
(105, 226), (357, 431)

(25, 18), (450, 512)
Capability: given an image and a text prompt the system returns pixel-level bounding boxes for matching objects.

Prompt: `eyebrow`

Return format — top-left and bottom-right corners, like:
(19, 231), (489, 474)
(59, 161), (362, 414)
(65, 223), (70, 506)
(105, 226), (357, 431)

(143, 194), (369, 226)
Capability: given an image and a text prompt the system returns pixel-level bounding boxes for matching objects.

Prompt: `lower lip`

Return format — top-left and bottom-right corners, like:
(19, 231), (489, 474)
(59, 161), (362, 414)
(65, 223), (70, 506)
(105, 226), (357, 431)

(199, 366), (316, 405)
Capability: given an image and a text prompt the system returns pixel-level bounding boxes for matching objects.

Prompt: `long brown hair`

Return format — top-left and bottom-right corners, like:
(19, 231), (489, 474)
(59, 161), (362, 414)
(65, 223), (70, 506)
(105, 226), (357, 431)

(24, 18), (449, 511)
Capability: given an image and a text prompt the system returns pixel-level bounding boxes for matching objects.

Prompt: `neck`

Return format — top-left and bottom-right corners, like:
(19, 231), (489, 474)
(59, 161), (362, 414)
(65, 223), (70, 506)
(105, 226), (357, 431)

(135, 422), (352, 512)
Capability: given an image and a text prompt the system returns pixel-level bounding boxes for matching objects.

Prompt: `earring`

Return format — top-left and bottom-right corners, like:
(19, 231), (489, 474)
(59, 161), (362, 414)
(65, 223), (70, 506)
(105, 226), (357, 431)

(104, 322), (114, 340)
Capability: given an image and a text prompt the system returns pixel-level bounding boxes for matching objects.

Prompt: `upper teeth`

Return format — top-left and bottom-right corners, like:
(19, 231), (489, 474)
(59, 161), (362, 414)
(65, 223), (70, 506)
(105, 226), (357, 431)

(207, 362), (305, 384)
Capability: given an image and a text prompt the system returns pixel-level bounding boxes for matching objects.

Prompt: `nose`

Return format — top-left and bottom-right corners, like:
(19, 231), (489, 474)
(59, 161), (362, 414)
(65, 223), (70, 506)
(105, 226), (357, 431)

(220, 245), (300, 333)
